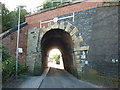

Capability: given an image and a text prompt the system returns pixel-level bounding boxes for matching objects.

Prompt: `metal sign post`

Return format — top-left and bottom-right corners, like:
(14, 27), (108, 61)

(15, 5), (26, 78)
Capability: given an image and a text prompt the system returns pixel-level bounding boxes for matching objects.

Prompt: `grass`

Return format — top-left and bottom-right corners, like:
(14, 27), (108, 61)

(78, 69), (119, 88)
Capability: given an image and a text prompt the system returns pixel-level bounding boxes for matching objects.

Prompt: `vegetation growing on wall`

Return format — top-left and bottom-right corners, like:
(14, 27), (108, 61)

(1, 46), (26, 82)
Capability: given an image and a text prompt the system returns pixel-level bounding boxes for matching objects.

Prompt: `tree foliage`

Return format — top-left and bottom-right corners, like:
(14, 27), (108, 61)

(2, 4), (10, 32)
(43, 1), (53, 9)
(43, 0), (70, 9)
(52, 54), (60, 64)
(2, 4), (29, 32)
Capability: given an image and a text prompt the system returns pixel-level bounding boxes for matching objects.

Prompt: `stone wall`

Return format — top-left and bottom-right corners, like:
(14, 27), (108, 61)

(87, 6), (119, 76)
(58, 8), (96, 46)
(26, 27), (41, 74)
(48, 5), (119, 77)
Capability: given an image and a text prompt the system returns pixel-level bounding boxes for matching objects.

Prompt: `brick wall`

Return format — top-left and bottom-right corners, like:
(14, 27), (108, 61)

(2, 26), (28, 64)
(25, 2), (101, 29)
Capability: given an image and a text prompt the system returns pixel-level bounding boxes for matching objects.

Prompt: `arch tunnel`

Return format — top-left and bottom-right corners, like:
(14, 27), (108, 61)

(26, 22), (84, 77)
(41, 29), (77, 76)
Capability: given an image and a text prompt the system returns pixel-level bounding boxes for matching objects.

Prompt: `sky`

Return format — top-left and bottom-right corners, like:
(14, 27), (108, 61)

(0, 0), (45, 12)
(1, 0), (118, 12)
(49, 49), (61, 57)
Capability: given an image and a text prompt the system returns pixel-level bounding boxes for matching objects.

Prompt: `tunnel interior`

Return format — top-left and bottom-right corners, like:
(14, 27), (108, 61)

(41, 29), (77, 75)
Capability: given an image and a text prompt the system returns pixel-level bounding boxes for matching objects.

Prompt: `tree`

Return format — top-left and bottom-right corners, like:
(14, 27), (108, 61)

(2, 4), (29, 32)
(43, 1), (53, 9)
(42, 0), (70, 9)
(2, 4), (10, 32)
(7, 11), (18, 28)
(52, 54), (60, 64)
(16, 7), (29, 23)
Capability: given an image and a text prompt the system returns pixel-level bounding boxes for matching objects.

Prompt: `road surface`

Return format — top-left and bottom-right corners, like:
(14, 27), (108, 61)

(40, 68), (99, 88)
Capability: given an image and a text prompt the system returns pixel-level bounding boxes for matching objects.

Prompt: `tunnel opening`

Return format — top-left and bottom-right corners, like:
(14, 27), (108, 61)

(48, 48), (64, 69)
(41, 29), (77, 76)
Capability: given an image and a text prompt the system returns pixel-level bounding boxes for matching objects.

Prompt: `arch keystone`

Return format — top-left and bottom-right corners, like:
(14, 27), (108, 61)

(51, 22), (58, 29)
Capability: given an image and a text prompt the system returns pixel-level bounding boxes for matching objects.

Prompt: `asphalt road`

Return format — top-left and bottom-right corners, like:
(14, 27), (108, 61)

(40, 68), (99, 88)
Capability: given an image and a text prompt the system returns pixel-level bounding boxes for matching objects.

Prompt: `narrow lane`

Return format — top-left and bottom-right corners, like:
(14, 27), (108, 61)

(40, 68), (99, 88)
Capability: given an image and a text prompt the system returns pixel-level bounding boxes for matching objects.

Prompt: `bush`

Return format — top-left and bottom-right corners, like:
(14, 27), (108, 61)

(2, 46), (26, 82)
(2, 58), (16, 81)
(17, 63), (26, 75)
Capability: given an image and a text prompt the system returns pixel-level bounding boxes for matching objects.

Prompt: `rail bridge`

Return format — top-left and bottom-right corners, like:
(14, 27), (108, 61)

(1, 1), (119, 87)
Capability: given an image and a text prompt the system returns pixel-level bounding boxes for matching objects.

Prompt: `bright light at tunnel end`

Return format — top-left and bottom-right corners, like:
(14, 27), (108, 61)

(49, 49), (61, 56)
(48, 48), (64, 69)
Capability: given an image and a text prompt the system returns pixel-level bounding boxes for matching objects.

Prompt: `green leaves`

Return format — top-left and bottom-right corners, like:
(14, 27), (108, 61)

(2, 46), (26, 82)
(42, 0), (70, 9)
(2, 4), (29, 32)
(2, 46), (11, 61)
(43, 1), (53, 9)
(52, 54), (60, 64)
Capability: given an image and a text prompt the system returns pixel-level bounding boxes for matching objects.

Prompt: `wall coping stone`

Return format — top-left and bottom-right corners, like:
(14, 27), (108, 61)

(97, 2), (120, 7)
(26, 1), (87, 18)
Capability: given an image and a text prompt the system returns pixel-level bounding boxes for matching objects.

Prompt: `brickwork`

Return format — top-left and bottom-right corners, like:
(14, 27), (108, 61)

(2, 26), (28, 64)
(25, 2), (101, 29)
